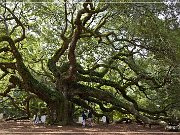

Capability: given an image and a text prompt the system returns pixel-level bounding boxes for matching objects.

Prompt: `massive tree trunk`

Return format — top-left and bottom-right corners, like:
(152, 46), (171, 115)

(46, 93), (74, 125)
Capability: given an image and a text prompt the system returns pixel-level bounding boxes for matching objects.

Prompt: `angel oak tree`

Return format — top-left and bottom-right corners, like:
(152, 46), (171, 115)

(0, 1), (180, 125)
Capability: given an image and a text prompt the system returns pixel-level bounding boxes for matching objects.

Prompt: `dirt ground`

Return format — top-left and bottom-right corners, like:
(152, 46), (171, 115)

(0, 120), (179, 135)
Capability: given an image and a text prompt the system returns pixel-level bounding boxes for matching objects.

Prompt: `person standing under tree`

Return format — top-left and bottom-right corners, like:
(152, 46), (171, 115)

(102, 115), (106, 124)
(101, 115), (109, 126)
(87, 110), (93, 127)
(82, 111), (87, 127)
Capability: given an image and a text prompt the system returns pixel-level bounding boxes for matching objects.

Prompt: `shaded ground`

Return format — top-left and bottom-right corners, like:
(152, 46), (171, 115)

(0, 120), (179, 135)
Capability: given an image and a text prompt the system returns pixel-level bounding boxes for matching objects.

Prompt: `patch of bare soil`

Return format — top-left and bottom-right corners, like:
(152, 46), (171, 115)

(0, 121), (179, 135)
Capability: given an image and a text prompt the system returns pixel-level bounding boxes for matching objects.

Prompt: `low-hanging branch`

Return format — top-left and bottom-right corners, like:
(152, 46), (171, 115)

(70, 97), (104, 117)
(72, 82), (162, 125)
(80, 96), (129, 114)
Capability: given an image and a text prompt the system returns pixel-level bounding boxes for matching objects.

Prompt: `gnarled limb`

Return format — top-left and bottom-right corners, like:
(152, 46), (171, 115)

(0, 4), (26, 43)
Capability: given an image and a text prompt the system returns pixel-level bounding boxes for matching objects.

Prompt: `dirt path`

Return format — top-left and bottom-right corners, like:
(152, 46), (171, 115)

(0, 121), (179, 135)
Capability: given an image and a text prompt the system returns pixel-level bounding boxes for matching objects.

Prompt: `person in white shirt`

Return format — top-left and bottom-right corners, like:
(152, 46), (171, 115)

(102, 116), (106, 124)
